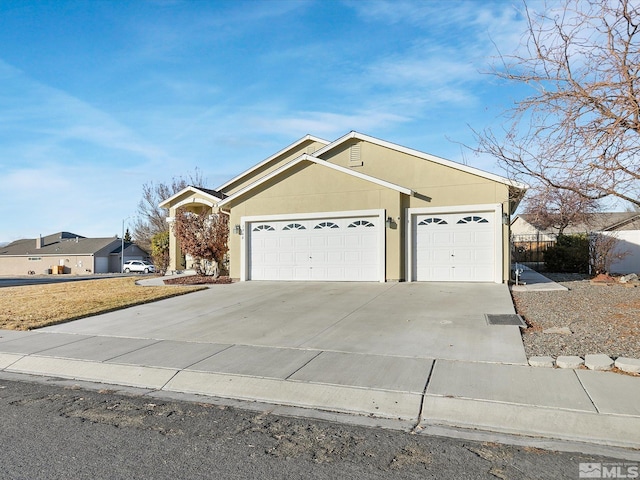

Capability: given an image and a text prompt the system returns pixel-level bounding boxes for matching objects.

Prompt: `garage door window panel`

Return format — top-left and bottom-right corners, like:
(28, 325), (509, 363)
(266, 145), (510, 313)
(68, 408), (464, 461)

(253, 224), (275, 231)
(283, 223), (306, 230)
(457, 216), (489, 224)
(348, 220), (375, 228)
(314, 222), (339, 229)
(418, 217), (448, 225)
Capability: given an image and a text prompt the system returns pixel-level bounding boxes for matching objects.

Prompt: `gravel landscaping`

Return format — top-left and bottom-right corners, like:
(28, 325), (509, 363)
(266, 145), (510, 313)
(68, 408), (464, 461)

(512, 273), (640, 359)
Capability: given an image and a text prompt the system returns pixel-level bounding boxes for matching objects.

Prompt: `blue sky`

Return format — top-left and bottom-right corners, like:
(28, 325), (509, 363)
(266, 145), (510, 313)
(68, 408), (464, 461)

(0, 0), (535, 242)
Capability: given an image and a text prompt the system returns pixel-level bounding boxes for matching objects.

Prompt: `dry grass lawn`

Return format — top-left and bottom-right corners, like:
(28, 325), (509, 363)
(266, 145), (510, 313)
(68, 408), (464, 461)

(0, 277), (207, 331)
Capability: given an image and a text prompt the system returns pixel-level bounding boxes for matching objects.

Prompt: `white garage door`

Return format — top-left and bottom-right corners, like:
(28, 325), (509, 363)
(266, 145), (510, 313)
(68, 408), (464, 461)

(413, 212), (495, 282)
(249, 216), (381, 281)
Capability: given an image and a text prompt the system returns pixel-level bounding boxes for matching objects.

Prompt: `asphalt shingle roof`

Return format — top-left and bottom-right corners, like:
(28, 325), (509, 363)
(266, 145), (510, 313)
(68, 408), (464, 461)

(517, 212), (640, 233)
(0, 232), (121, 256)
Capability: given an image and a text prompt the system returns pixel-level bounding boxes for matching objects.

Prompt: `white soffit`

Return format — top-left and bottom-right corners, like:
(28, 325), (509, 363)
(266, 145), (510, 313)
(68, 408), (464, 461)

(158, 186), (223, 209)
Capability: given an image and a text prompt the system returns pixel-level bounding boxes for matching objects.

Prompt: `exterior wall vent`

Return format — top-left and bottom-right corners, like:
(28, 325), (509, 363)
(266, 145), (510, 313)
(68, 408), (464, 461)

(349, 143), (363, 167)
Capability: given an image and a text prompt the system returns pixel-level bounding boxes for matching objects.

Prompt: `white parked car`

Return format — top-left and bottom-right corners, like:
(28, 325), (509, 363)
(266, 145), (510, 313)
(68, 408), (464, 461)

(123, 260), (155, 274)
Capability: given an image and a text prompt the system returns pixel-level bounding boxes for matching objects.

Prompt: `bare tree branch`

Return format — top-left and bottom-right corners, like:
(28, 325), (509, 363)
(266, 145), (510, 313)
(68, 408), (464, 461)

(473, 0), (640, 208)
(522, 185), (601, 234)
(132, 169), (206, 252)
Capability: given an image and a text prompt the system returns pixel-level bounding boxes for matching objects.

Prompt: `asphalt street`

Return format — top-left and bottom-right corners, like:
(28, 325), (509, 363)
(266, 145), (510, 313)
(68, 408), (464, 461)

(0, 375), (622, 480)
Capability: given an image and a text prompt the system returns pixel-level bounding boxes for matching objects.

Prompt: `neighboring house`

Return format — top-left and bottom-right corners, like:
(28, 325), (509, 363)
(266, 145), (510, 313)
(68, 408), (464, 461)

(0, 232), (149, 275)
(160, 131), (528, 283)
(512, 212), (640, 274)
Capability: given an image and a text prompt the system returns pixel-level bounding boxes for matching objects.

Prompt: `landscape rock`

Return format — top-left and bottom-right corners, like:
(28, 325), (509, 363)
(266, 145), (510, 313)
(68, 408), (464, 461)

(556, 356), (584, 369)
(615, 357), (640, 374)
(619, 273), (639, 284)
(584, 354), (614, 371)
(528, 356), (555, 368)
(542, 327), (572, 335)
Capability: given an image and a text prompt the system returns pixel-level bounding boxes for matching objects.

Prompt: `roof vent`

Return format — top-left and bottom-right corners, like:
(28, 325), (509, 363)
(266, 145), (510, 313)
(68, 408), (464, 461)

(349, 143), (362, 167)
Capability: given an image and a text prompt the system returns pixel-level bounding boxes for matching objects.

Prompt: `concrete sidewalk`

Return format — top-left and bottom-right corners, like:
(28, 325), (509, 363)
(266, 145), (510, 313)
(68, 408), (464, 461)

(511, 265), (568, 292)
(1, 329), (639, 454)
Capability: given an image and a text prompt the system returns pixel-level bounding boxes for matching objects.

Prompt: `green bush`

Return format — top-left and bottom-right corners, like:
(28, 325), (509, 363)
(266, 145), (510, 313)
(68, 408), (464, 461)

(544, 234), (589, 273)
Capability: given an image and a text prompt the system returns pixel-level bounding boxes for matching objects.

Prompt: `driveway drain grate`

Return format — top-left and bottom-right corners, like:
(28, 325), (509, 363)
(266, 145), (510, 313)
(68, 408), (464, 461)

(485, 314), (527, 327)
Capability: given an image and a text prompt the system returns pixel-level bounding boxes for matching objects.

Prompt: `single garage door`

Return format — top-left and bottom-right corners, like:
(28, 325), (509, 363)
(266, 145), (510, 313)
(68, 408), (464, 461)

(249, 216), (381, 281)
(413, 212), (495, 282)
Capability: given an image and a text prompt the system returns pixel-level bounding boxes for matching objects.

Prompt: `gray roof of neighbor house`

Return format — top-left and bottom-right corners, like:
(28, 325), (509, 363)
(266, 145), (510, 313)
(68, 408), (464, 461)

(0, 232), (122, 256)
(517, 212), (640, 233)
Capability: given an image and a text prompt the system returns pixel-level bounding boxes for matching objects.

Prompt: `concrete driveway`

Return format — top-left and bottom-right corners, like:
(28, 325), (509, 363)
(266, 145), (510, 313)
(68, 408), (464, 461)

(6, 281), (640, 449)
(41, 281), (526, 364)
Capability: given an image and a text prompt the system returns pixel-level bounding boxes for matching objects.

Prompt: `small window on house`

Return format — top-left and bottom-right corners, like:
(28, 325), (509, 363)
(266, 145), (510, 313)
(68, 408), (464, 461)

(252, 224), (275, 232)
(314, 221), (339, 229)
(418, 218), (447, 225)
(457, 216), (489, 224)
(283, 223), (306, 230)
(347, 220), (375, 228)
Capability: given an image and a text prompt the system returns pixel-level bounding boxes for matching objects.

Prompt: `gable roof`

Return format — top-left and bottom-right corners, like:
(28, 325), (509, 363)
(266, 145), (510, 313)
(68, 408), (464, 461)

(0, 233), (121, 257)
(215, 134), (330, 192)
(217, 153), (413, 207)
(313, 131), (529, 190)
(514, 212), (640, 233)
(4, 232), (84, 249)
(159, 185), (225, 209)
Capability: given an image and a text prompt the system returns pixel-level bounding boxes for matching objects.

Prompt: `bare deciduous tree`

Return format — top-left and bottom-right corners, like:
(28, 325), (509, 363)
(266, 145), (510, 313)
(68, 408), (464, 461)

(132, 169), (205, 252)
(173, 208), (228, 277)
(590, 232), (630, 274)
(523, 185), (601, 234)
(473, 0), (640, 208)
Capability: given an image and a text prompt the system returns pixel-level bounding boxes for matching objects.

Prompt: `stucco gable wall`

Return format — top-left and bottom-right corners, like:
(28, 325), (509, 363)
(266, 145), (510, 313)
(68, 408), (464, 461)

(222, 139), (326, 195)
(225, 161), (404, 280)
(511, 217), (541, 236)
(227, 161), (398, 216)
(319, 140), (511, 209)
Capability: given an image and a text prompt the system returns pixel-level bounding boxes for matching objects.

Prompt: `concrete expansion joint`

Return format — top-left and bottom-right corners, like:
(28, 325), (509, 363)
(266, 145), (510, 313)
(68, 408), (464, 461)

(412, 358), (437, 431)
(528, 354), (640, 375)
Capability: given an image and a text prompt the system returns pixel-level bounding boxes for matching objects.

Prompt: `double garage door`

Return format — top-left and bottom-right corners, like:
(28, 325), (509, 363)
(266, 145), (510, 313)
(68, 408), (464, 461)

(413, 211), (496, 282)
(248, 215), (381, 281)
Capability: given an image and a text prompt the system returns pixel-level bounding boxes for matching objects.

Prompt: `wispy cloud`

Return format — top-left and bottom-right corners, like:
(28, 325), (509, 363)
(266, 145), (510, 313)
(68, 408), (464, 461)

(249, 110), (409, 138)
(0, 59), (172, 167)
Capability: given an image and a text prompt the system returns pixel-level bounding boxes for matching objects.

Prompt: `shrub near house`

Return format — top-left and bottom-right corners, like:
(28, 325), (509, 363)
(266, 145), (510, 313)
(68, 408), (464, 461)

(543, 234), (589, 273)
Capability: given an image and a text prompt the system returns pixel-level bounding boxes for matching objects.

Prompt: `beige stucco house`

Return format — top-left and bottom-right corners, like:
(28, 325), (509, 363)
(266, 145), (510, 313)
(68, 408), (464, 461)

(0, 232), (148, 275)
(160, 132), (527, 283)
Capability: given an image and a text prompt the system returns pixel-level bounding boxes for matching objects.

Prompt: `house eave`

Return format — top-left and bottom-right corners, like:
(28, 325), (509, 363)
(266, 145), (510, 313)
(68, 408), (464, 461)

(217, 153), (413, 207)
